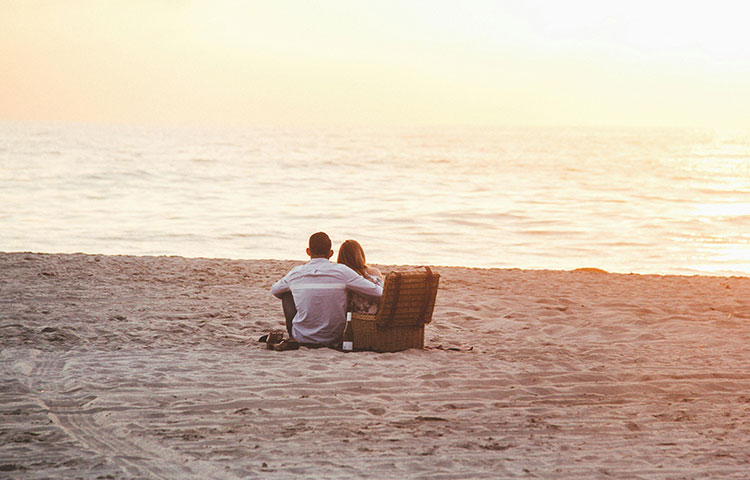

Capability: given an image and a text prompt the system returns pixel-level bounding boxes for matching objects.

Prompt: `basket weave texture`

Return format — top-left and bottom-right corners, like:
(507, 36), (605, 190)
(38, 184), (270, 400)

(351, 267), (440, 352)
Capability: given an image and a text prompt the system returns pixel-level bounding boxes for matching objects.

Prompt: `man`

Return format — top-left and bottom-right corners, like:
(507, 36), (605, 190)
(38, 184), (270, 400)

(271, 232), (383, 347)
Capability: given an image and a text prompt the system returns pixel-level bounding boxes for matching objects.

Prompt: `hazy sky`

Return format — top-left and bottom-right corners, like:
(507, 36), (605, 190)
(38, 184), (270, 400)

(2, 0), (750, 127)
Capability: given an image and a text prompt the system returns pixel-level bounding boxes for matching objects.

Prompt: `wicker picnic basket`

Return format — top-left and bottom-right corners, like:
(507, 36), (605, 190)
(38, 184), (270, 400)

(351, 267), (440, 352)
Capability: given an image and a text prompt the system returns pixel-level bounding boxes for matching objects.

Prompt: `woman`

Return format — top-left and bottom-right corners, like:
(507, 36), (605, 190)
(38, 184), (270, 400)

(337, 239), (383, 314)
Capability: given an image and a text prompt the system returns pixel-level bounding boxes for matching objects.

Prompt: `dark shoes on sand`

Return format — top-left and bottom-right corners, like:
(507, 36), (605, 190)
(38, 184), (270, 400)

(264, 330), (284, 347)
(258, 330), (300, 351)
(272, 338), (300, 351)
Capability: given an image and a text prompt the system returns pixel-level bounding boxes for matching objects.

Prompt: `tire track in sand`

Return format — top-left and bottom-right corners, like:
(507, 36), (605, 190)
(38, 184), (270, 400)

(26, 350), (238, 480)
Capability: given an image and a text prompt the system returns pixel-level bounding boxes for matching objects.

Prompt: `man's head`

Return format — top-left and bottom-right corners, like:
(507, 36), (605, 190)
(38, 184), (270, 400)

(307, 232), (333, 259)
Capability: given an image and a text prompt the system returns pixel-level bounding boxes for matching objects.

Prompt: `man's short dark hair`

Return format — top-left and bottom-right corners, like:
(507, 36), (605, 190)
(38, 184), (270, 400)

(309, 232), (332, 256)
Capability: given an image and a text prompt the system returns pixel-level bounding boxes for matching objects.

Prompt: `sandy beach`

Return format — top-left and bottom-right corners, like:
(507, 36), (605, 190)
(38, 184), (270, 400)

(2, 252), (750, 479)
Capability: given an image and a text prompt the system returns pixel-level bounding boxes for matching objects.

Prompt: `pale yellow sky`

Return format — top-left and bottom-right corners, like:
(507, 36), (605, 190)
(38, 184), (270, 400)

(2, 0), (750, 127)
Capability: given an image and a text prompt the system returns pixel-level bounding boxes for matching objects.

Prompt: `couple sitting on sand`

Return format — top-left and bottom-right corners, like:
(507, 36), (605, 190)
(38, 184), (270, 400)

(270, 232), (384, 349)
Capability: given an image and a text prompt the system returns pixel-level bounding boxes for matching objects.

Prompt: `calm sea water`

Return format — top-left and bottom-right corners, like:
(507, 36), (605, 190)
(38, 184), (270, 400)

(2, 122), (749, 275)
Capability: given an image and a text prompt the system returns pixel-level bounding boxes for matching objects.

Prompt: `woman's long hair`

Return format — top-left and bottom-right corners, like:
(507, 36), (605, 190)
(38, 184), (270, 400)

(337, 239), (367, 276)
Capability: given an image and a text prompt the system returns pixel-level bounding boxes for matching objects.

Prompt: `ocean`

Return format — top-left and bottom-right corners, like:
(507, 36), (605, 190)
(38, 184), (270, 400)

(2, 122), (749, 275)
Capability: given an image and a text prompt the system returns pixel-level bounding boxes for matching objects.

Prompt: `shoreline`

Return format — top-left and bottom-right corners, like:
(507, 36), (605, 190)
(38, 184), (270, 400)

(2, 252), (750, 478)
(2, 250), (748, 279)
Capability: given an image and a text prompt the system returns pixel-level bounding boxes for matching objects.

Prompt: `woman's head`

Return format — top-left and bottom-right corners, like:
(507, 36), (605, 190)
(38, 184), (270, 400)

(337, 239), (367, 276)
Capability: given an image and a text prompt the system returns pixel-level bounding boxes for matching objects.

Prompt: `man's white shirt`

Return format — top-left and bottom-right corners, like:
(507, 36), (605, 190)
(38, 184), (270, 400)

(271, 258), (383, 345)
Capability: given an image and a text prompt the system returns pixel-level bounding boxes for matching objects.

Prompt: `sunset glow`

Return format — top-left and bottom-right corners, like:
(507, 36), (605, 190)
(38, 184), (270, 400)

(2, 0), (750, 127)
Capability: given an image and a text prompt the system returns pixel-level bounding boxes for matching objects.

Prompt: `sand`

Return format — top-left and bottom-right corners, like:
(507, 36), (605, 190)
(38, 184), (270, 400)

(2, 252), (750, 479)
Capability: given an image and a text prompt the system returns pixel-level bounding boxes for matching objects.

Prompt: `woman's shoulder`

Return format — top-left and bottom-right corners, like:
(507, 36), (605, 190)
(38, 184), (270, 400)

(365, 266), (382, 278)
(362, 268), (383, 286)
